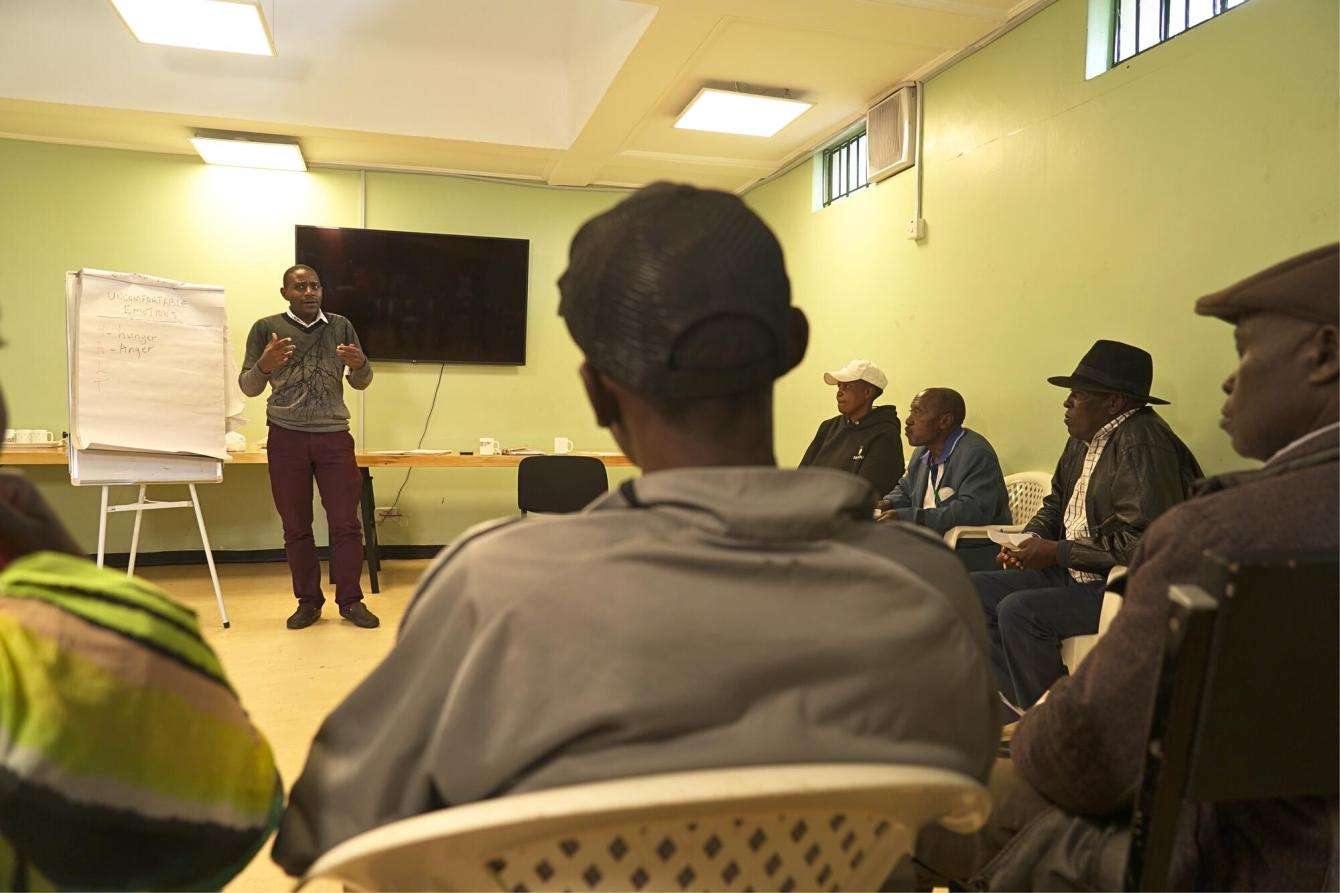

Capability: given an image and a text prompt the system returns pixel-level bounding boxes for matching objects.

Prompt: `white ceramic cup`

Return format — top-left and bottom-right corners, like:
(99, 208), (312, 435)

(553, 436), (573, 454)
(2, 429), (15, 443)
(31, 429), (54, 444)
(15, 430), (35, 443)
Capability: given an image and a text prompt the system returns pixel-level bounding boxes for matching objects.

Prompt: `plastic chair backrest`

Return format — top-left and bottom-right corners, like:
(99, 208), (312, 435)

(299, 764), (990, 893)
(1125, 552), (1339, 891)
(518, 455), (609, 514)
(1003, 471), (1052, 526)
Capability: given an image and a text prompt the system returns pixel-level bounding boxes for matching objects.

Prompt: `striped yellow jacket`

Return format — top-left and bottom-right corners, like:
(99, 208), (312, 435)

(0, 551), (281, 891)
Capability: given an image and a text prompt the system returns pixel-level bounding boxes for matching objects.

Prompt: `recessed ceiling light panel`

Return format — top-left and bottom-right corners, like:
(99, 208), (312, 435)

(190, 131), (306, 171)
(674, 88), (813, 138)
(110, 0), (275, 56)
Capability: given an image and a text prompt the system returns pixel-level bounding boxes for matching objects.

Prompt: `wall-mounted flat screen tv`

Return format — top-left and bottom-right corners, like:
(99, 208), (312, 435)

(295, 225), (529, 365)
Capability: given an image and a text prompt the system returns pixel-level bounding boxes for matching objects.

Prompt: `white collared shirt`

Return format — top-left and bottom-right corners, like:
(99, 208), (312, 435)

(1062, 409), (1137, 583)
(920, 428), (966, 511)
(285, 308), (329, 329)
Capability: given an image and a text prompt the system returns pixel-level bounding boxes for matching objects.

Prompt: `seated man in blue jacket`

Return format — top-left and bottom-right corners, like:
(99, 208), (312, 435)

(876, 388), (1010, 571)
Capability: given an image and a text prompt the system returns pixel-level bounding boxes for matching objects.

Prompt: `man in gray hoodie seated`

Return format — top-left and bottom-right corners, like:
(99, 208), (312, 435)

(272, 182), (999, 878)
(876, 388), (1011, 571)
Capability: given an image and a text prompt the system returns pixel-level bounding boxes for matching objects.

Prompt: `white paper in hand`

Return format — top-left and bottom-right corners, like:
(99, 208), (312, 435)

(987, 528), (1034, 551)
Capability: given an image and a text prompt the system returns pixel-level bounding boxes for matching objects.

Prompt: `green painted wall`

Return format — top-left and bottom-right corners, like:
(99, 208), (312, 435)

(749, 0), (1339, 480)
(2, 0), (1335, 555)
(0, 140), (630, 553)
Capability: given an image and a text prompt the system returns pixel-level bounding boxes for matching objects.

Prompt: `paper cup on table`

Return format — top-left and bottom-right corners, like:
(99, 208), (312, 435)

(15, 430), (34, 443)
(553, 437), (573, 454)
(2, 429), (14, 444)
(478, 437), (500, 456)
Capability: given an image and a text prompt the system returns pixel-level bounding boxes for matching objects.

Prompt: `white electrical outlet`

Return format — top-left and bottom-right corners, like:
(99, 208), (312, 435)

(906, 218), (927, 241)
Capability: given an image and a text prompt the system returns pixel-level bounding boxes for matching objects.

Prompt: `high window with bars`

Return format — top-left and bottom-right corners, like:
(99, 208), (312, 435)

(1114, 0), (1250, 64)
(823, 130), (868, 206)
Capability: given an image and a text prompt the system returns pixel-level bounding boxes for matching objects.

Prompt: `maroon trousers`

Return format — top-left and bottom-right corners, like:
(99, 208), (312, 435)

(267, 424), (364, 606)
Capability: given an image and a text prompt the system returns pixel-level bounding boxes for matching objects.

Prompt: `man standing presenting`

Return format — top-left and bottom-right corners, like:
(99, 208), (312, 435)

(239, 265), (379, 630)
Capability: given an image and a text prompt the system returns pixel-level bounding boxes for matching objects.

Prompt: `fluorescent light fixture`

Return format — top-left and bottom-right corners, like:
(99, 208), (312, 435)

(190, 130), (306, 171)
(674, 87), (813, 137)
(109, 0), (275, 56)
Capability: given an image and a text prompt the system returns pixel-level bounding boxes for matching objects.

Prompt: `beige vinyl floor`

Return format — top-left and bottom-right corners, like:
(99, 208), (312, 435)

(135, 558), (433, 893)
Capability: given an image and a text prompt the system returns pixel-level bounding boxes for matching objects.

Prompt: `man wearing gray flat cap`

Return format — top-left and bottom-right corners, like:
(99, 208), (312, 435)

(274, 182), (998, 877)
(995, 244), (1340, 890)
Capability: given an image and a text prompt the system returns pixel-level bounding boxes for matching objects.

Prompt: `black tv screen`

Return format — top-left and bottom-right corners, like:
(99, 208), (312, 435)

(295, 225), (529, 364)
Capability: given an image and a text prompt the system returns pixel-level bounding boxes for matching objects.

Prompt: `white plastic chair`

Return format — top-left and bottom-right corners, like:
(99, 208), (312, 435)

(943, 471), (1052, 550)
(1060, 566), (1126, 671)
(297, 763), (990, 893)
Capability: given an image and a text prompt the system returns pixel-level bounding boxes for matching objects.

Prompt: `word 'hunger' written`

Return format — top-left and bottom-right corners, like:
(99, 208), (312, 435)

(97, 324), (160, 359)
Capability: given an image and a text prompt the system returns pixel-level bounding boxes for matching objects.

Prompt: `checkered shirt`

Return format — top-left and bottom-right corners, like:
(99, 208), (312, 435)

(1061, 409), (1137, 582)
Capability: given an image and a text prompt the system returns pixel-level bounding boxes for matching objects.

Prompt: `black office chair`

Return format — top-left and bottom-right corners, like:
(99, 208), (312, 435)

(1125, 551), (1339, 891)
(517, 455), (609, 514)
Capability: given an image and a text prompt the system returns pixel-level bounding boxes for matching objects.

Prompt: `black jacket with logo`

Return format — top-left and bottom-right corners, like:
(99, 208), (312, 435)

(799, 405), (906, 497)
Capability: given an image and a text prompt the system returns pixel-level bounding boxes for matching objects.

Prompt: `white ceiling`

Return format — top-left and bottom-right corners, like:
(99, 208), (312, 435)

(0, 0), (1043, 191)
(1, 0), (656, 148)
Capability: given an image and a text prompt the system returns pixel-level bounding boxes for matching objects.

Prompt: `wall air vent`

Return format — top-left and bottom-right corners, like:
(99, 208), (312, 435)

(866, 84), (918, 183)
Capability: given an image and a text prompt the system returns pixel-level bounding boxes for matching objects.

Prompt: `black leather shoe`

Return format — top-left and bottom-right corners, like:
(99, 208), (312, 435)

(286, 603), (322, 630)
(339, 601), (380, 629)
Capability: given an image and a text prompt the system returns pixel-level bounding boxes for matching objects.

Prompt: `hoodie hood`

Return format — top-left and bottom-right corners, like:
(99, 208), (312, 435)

(588, 466), (878, 541)
(844, 404), (900, 431)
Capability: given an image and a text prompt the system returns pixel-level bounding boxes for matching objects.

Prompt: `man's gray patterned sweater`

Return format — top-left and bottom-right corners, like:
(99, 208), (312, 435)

(239, 312), (373, 433)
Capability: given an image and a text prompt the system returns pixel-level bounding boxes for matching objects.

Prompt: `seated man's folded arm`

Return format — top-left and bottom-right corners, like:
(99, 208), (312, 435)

(885, 469), (915, 510)
(911, 450), (1003, 535)
(1062, 442), (1193, 573)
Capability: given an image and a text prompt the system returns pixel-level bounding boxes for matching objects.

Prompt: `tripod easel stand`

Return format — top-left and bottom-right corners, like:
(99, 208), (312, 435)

(95, 481), (229, 628)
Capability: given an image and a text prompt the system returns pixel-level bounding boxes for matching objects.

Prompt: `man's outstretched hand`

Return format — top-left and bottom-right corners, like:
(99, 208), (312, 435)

(336, 343), (366, 370)
(258, 333), (295, 374)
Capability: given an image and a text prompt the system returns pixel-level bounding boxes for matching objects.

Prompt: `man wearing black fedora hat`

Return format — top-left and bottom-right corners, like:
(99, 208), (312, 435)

(972, 339), (1202, 718)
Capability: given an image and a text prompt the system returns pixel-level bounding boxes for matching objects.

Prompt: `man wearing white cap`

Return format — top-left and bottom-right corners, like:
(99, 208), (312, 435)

(800, 359), (905, 496)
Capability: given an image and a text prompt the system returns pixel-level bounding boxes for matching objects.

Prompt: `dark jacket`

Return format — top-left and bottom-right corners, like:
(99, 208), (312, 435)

(1013, 427), (1339, 890)
(883, 428), (1012, 535)
(1024, 407), (1201, 576)
(799, 405), (905, 497)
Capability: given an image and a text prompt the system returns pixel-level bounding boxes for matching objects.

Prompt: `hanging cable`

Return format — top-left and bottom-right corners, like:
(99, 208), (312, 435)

(380, 362), (446, 524)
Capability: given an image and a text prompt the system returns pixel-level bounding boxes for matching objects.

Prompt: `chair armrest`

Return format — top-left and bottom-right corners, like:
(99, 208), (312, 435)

(943, 524), (1024, 550)
(1097, 590), (1123, 637)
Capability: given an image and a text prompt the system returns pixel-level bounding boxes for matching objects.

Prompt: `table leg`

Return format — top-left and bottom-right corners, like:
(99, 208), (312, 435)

(127, 484), (146, 576)
(97, 486), (109, 568)
(360, 467), (380, 594)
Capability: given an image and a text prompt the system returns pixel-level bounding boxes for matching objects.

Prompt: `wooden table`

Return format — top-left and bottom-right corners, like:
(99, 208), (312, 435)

(2, 446), (633, 592)
(0, 447), (633, 468)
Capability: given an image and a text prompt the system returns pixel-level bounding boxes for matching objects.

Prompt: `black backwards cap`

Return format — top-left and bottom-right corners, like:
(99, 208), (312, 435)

(558, 182), (797, 398)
